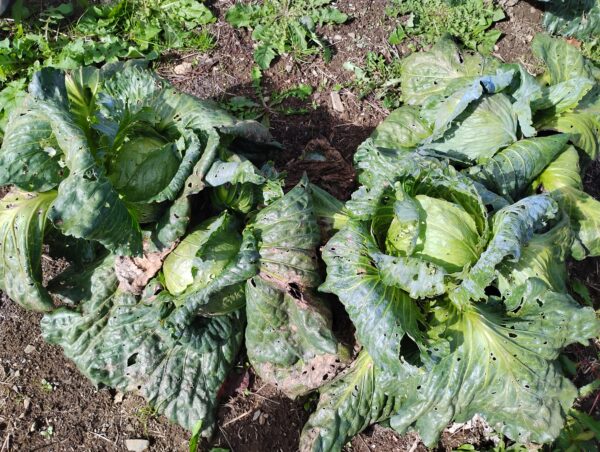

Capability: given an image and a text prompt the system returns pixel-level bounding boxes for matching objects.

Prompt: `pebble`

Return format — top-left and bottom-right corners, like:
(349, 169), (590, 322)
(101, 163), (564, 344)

(330, 92), (344, 113)
(24, 345), (35, 354)
(125, 439), (150, 452)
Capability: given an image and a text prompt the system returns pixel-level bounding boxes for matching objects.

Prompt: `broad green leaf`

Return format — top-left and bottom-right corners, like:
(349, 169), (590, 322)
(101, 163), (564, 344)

(321, 220), (425, 374)
(465, 134), (570, 201)
(299, 351), (406, 452)
(31, 93), (143, 255)
(542, 0), (600, 43)
(531, 34), (594, 117)
(310, 183), (349, 239)
(424, 94), (518, 163)
(541, 111), (600, 161)
(164, 213), (242, 296)
(370, 106), (432, 149)
(0, 104), (65, 192)
(391, 281), (600, 446)
(449, 194), (559, 308)
(255, 44), (277, 69)
(168, 229), (260, 327)
(512, 65), (543, 138)
(150, 193), (191, 251)
(205, 159), (266, 187)
(246, 179), (348, 397)
(65, 66), (101, 141)
(421, 68), (515, 142)
(371, 252), (447, 299)
(0, 190), (56, 311)
(532, 34), (594, 84)
(537, 147), (600, 258)
(41, 255), (244, 437)
(400, 36), (502, 106)
(497, 215), (571, 295)
(535, 145), (583, 191)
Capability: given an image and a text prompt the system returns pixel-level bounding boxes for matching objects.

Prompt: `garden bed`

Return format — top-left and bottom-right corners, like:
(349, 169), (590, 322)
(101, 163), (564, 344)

(1, 1), (599, 451)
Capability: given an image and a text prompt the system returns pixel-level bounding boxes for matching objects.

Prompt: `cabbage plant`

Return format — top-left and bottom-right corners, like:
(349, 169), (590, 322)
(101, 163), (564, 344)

(300, 35), (600, 450)
(0, 63), (275, 311)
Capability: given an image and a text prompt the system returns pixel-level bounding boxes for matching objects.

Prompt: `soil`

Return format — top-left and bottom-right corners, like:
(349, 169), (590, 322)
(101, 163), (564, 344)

(1, 1), (599, 452)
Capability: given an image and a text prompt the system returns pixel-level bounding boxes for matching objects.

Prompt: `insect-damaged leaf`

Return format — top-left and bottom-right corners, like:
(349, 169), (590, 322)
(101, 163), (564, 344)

(245, 179), (350, 397)
(41, 255), (244, 438)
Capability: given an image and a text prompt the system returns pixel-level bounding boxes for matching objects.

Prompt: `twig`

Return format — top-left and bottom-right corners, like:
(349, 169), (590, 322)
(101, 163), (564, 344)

(357, 433), (370, 451)
(219, 425), (234, 452)
(408, 437), (420, 452)
(87, 432), (114, 446)
(222, 410), (253, 427)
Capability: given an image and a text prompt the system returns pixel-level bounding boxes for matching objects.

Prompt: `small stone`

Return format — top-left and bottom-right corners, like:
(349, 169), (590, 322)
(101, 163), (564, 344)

(330, 92), (344, 113)
(125, 439), (150, 452)
(24, 345), (36, 354)
(23, 397), (31, 411)
(252, 410), (261, 422)
(114, 391), (125, 404)
(347, 32), (356, 39)
(285, 64), (293, 73)
(333, 34), (342, 41)
(173, 62), (192, 75)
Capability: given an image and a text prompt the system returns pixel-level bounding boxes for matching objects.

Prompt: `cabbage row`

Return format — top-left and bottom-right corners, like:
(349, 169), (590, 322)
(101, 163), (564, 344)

(0, 35), (599, 451)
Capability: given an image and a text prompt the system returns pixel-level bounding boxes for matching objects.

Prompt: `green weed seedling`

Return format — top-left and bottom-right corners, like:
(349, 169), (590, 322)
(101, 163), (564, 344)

(226, 0), (348, 69)
(223, 66), (313, 126)
(387, 0), (505, 53)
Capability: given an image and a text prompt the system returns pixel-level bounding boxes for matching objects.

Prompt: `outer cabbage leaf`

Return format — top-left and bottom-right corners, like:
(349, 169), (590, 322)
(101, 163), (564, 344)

(370, 106), (431, 149)
(321, 220), (426, 374)
(532, 34), (594, 84)
(512, 65), (544, 138)
(0, 190), (57, 311)
(310, 183), (350, 239)
(420, 68), (515, 142)
(41, 255), (244, 437)
(29, 84), (143, 255)
(497, 215), (571, 295)
(390, 280), (600, 446)
(543, 0), (600, 42)
(465, 134), (570, 201)
(449, 194), (559, 308)
(531, 34), (594, 117)
(536, 146), (600, 258)
(541, 111), (600, 161)
(400, 36), (502, 106)
(246, 179), (349, 397)
(423, 94), (518, 163)
(0, 106), (64, 192)
(299, 351), (406, 452)
(150, 193), (191, 251)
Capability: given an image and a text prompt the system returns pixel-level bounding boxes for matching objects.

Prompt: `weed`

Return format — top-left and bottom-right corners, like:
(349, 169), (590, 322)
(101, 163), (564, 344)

(387, 0), (505, 53)
(222, 66), (313, 126)
(226, 0), (348, 69)
(39, 425), (54, 439)
(39, 379), (53, 393)
(343, 52), (403, 110)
